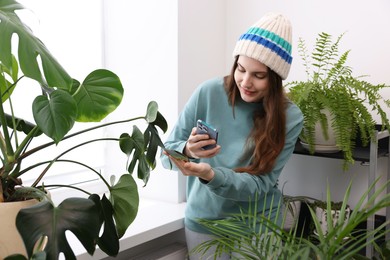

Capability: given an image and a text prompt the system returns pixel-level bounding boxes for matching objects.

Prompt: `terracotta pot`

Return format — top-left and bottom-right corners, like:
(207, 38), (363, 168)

(0, 199), (39, 258)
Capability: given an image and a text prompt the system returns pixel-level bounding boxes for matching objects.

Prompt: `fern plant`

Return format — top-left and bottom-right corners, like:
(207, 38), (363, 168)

(287, 32), (390, 168)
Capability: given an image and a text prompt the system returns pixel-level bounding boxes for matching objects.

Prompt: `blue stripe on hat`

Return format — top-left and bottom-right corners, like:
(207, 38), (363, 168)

(239, 33), (292, 64)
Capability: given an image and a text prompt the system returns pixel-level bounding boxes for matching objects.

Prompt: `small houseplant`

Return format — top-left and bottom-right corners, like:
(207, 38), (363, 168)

(311, 200), (351, 236)
(192, 178), (390, 259)
(0, 1), (168, 259)
(286, 32), (390, 168)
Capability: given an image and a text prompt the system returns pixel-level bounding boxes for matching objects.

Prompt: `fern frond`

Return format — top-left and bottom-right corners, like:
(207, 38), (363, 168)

(297, 38), (312, 80)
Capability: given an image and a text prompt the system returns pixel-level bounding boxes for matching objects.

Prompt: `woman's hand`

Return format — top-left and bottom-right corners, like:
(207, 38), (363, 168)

(184, 127), (220, 159)
(164, 151), (215, 181)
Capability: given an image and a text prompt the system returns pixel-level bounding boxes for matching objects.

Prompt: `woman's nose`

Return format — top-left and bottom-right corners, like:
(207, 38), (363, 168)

(241, 73), (252, 88)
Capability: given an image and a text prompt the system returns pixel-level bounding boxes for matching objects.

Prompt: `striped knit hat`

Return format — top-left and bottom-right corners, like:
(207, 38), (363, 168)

(232, 12), (293, 80)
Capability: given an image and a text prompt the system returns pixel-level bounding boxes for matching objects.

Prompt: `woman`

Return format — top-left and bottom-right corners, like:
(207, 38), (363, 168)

(161, 12), (303, 259)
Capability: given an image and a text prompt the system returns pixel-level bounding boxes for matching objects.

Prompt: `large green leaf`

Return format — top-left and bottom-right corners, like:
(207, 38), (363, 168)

(119, 127), (152, 183)
(119, 122), (166, 185)
(120, 126), (145, 173)
(73, 69), (123, 122)
(89, 194), (119, 256)
(16, 198), (100, 260)
(0, 0), (72, 90)
(32, 89), (77, 143)
(109, 174), (139, 238)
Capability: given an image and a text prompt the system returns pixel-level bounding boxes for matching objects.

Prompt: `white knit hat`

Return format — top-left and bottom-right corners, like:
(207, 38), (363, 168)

(232, 12), (293, 80)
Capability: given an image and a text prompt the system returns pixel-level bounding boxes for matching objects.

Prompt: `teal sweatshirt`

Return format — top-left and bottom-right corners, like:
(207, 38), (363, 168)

(160, 77), (303, 234)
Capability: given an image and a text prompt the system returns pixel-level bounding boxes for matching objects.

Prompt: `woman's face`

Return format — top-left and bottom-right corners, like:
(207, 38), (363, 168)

(234, 55), (270, 103)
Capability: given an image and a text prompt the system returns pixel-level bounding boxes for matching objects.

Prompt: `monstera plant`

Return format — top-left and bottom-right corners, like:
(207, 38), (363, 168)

(0, 1), (167, 259)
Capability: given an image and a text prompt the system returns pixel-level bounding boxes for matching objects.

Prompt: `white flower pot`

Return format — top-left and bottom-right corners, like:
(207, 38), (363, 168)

(315, 206), (351, 235)
(300, 109), (341, 153)
(0, 199), (39, 258)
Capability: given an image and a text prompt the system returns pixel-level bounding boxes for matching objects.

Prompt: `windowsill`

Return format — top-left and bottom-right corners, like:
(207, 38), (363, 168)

(72, 198), (186, 259)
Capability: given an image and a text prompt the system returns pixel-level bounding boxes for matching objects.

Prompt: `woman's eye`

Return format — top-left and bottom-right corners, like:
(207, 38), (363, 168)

(255, 73), (267, 79)
(237, 65), (245, 72)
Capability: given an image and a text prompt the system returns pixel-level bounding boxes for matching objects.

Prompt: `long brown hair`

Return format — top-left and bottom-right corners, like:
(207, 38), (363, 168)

(225, 56), (288, 175)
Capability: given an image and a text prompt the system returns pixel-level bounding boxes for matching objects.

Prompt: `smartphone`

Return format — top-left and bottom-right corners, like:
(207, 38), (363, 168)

(196, 119), (218, 150)
(164, 148), (190, 162)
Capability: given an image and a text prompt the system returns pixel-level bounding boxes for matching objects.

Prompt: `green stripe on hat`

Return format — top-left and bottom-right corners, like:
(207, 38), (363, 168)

(247, 27), (292, 54)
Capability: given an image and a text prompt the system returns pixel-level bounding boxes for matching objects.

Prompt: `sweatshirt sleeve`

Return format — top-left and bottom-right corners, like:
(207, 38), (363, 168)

(202, 103), (303, 201)
(160, 84), (203, 170)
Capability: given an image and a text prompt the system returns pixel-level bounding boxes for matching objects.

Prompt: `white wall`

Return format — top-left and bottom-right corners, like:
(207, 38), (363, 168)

(102, 0), (183, 202)
(178, 0), (226, 111)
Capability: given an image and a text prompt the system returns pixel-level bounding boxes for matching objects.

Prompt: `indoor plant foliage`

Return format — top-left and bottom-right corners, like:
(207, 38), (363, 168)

(0, 1), (167, 259)
(286, 32), (390, 168)
(193, 178), (390, 259)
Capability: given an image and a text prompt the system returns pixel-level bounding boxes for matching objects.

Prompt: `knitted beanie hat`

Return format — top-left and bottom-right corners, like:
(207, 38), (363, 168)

(232, 12), (293, 80)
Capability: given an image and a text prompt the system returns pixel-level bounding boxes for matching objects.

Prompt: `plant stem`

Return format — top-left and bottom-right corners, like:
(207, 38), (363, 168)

(42, 184), (93, 196)
(18, 116), (145, 161)
(30, 138), (120, 187)
(17, 159), (103, 179)
(0, 75), (24, 161)
(13, 126), (40, 159)
(0, 90), (14, 162)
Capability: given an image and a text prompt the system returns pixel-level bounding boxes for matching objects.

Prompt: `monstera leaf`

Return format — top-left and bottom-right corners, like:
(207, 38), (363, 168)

(89, 194), (119, 256)
(73, 69), (124, 122)
(119, 102), (168, 185)
(0, 0), (72, 90)
(32, 90), (77, 144)
(31, 69), (124, 143)
(16, 198), (100, 260)
(14, 174), (140, 259)
(109, 174), (139, 238)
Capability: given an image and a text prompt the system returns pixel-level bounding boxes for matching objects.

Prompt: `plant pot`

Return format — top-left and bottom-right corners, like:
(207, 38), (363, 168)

(300, 109), (341, 153)
(314, 206), (351, 235)
(0, 199), (39, 258)
(283, 200), (302, 231)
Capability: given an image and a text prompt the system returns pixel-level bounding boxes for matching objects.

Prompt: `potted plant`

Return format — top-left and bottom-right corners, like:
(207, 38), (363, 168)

(192, 178), (390, 259)
(0, 1), (168, 259)
(286, 32), (390, 168)
(311, 199), (351, 237)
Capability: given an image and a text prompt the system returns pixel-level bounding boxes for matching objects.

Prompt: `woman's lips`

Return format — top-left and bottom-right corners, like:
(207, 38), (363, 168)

(243, 89), (255, 96)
